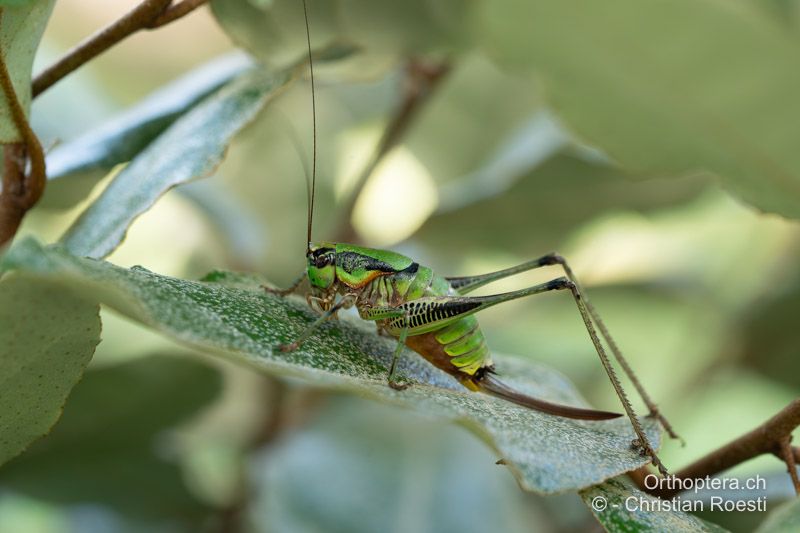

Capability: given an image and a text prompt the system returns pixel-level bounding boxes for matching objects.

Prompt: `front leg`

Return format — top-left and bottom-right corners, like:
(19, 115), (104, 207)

(387, 311), (411, 390)
(357, 305), (413, 390)
(280, 294), (356, 352)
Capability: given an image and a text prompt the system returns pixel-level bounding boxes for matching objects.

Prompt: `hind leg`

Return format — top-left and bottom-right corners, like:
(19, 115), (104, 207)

(446, 253), (680, 444)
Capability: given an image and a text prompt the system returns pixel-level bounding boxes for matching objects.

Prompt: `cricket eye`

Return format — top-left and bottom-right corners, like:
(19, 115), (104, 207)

(314, 253), (331, 268)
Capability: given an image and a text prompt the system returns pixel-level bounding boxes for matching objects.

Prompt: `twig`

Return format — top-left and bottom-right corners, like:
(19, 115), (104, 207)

(2, 0), (207, 244)
(0, 145), (27, 245)
(148, 0), (207, 27)
(648, 399), (800, 499)
(0, 8), (46, 246)
(333, 58), (451, 242)
(778, 436), (800, 495)
(32, 0), (208, 98)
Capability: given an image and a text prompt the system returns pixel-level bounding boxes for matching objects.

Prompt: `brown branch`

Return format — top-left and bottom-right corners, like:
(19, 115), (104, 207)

(648, 399), (800, 499)
(32, 0), (208, 98)
(333, 58), (451, 243)
(0, 7), (46, 246)
(3, 0), (207, 243)
(778, 436), (800, 495)
(0, 145), (27, 245)
(147, 0), (207, 27)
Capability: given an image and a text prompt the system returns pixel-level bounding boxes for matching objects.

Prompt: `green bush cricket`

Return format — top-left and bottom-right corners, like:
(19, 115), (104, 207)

(269, 0), (679, 476)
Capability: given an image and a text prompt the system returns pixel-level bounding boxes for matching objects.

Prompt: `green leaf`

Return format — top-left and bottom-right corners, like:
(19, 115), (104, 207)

(420, 149), (707, 257)
(0, 275), (100, 466)
(756, 497), (800, 533)
(581, 479), (730, 532)
(434, 112), (569, 213)
(0, 0), (54, 142)
(405, 52), (546, 188)
(211, 0), (337, 69)
(211, 0), (473, 76)
(0, 355), (222, 520)
(59, 67), (293, 259)
(42, 53), (254, 209)
(738, 276), (800, 391)
(337, 0), (474, 55)
(1, 238), (661, 494)
(479, 0), (800, 218)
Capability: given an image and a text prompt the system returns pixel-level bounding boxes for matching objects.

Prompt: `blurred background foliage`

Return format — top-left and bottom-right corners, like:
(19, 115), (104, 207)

(3, 0), (800, 531)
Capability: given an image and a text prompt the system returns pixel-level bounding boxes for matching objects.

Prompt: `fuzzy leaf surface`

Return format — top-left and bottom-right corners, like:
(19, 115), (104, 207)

(1, 238), (662, 494)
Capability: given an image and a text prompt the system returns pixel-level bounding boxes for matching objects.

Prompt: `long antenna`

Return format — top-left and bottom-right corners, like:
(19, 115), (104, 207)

(302, 0), (316, 253)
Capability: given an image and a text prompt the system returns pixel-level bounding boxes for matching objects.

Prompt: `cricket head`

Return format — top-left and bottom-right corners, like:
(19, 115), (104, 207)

(306, 242), (337, 292)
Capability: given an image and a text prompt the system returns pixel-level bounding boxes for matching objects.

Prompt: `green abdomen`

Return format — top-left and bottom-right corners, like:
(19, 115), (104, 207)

(396, 269), (493, 378)
(431, 315), (490, 375)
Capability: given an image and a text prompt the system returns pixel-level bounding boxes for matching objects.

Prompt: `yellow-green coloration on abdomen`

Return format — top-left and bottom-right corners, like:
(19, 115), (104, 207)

(434, 315), (490, 376)
(402, 314), (492, 386)
(371, 267), (493, 381)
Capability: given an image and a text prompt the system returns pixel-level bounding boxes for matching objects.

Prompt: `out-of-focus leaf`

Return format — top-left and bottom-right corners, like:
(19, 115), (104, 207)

(30, 43), (116, 144)
(0, 0), (54, 142)
(738, 276), (800, 390)
(177, 180), (268, 269)
(59, 67), (293, 259)
(338, 0), (474, 55)
(436, 112), (570, 213)
(756, 497), (800, 533)
(581, 479), (729, 532)
(0, 492), (65, 533)
(480, 0), (800, 218)
(419, 149), (707, 256)
(0, 275), (99, 466)
(42, 53), (254, 209)
(0, 355), (222, 520)
(759, 0), (800, 30)
(405, 51), (545, 188)
(1, 238), (661, 494)
(211, 0), (473, 79)
(251, 397), (544, 533)
(211, 0), (340, 69)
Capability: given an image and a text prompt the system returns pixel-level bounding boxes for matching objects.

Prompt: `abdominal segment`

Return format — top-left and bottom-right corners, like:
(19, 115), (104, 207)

(403, 315), (493, 380)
